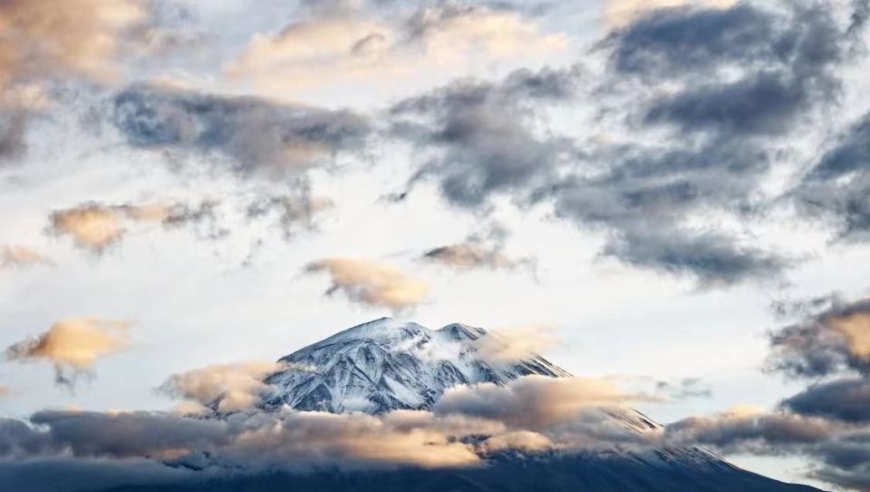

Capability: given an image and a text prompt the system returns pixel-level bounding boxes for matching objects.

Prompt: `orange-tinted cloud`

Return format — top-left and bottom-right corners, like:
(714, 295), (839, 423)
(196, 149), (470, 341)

(4, 318), (132, 386)
(0, 0), (145, 91)
(159, 361), (314, 413)
(473, 325), (559, 363)
(0, 245), (52, 268)
(305, 258), (430, 311)
(435, 375), (658, 429)
(48, 201), (221, 254)
(604, 0), (736, 28)
(227, 5), (566, 100)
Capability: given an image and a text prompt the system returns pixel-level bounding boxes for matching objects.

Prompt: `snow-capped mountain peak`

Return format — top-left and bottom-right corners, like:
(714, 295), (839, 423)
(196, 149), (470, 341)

(263, 318), (569, 414)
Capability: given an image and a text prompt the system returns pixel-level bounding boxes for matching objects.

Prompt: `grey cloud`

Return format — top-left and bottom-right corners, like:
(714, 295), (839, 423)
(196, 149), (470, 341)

(782, 378), (870, 424)
(390, 66), (580, 207)
(389, 0), (862, 286)
(794, 113), (870, 241)
(0, 458), (199, 492)
(655, 378), (712, 400)
(246, 193), (334, 241)
(27, 410), (230, 458)
(0, 111), (27, 161)
(665, 410), (839, 454)
(601, 227), (787, 287)
(767, 296), (870, 379)
(112, 84), (371, 177)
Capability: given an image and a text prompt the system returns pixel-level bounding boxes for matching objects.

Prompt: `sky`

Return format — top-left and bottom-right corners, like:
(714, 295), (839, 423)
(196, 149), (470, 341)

(2, 0), (870, 490)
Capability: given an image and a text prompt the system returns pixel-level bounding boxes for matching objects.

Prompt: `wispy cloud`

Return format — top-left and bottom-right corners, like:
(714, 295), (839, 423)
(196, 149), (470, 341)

(0, 245), (52, 268)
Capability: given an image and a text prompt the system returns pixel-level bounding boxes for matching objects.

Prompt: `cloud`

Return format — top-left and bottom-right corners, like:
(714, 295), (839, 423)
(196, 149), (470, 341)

(604, 0), (736, 28)
(0, 375), (667, 484)
(47, 200), (222, 254)
(0, 0), (145, 91)
(158, 361), (312, 413)
(390, 1), (855, 287)
(4, 319), (132, 387)
(655, 378), (712, 400)
(304, 258), (430, 311)
(794, 112), (870, 242)
(0, 245), (52, 268)
(535, 0), (865, 286)
(421, 223), (536, 274)
(111, 84), (371, 177)
(0, 387), (8, 398)
(246, 194), (334, 241)
(782, 378), (870, 424)
(767, 295), (870, 379)
(0, 0), (155, 162)
(434, 375), (656, 430)
(472, 325), (558, 363)
(599, 227), (790, 287)
(390, 66), (580, 207)
(226, 4), (566, 99)
(664, 407), (842, 454)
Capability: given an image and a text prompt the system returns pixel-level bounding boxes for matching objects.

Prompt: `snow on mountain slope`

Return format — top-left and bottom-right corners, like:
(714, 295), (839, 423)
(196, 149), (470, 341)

(262, 317), (657, 434)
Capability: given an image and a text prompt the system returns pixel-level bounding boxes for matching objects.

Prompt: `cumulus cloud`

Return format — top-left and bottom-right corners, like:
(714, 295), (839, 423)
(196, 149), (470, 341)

(4, 319), (132, 387)
(47, 200), (221, 254)
(304, 258), (430, 312)
(0, 245), (52, 268)
(226, 3), (566, 99)
(159, 361), (313, 413)
(111, 84), (371, 176)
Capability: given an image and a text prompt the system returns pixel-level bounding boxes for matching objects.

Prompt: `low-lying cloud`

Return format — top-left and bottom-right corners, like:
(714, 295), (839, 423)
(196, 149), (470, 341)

(159, 361), (313, 414)
(472, 325), (558, 363)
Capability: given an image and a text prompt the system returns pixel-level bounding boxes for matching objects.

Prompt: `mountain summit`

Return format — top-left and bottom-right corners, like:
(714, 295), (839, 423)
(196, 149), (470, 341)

(264, 317), (570, 414)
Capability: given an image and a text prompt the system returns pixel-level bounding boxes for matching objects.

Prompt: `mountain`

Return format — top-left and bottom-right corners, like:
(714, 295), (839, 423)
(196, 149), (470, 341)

(263, 317), (570, 414)
(262, 317), (661, 432)
(98, 318), (825, 492)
